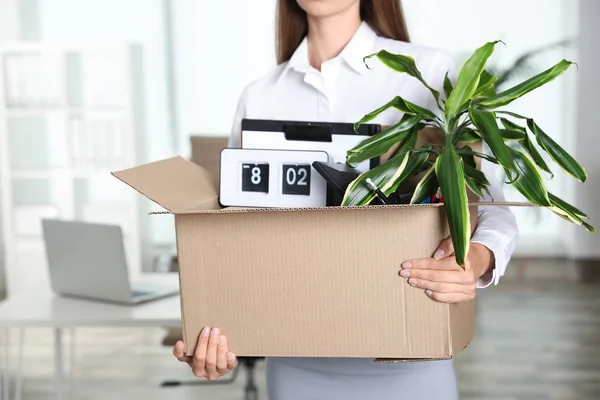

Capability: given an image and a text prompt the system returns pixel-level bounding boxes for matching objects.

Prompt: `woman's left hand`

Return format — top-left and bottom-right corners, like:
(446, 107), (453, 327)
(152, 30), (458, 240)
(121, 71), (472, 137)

(399, 237), (494, 303)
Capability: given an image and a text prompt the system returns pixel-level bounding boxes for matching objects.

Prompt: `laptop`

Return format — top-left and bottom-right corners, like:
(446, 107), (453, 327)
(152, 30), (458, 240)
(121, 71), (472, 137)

(41, 219), (179, 305)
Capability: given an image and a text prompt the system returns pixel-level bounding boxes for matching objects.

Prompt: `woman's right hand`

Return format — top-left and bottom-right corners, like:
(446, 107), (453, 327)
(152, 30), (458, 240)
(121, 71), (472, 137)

(173, 326), (238, 381)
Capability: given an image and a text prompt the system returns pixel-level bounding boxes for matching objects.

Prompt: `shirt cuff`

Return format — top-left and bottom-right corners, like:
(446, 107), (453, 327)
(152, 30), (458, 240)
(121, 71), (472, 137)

(470, 230), (508, 289)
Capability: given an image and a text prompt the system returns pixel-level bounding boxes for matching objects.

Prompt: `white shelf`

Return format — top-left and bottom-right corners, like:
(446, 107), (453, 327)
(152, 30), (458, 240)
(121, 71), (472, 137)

(11, 169), (119, 180)
(0, 42), (149, 278)
(5, 107), (127, 118)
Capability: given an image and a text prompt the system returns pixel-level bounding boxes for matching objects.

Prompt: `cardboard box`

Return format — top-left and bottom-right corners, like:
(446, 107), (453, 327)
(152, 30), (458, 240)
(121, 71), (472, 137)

(112, 146), (483, 361)
(189, 135), (229, 190)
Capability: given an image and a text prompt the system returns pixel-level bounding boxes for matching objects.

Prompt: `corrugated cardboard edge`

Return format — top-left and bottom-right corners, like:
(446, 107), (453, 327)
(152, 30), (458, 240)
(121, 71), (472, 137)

(373, 356), (452, 364)
(147, 202), (535, 215)
(173, 215), (195, 358)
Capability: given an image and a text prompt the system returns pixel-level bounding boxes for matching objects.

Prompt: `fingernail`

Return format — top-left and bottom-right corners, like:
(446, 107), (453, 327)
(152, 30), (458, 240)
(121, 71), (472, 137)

(426, 290), (433, 296)
(211, 328), (220, 337)
(402, 262), (412, 269)
(227, 352), (235, 361)
(408, 278), (417, 286)
(202, 326), (211, 337)
(400, 269), (410, 278)
(433, 249), (445, 260)
(219, 335), (226, 346)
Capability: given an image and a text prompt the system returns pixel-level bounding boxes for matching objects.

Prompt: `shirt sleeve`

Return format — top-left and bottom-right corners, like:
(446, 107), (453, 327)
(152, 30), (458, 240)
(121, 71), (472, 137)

(428, 50), (519, 288)
(471, 158), (519, 288)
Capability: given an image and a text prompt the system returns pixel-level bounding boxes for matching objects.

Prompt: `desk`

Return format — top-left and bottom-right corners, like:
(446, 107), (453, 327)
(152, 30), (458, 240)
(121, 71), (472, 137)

(0, 274), (181, 400)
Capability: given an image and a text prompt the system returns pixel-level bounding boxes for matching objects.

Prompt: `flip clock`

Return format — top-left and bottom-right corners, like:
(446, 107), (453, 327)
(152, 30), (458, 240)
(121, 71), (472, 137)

(219, 148), (329, 208)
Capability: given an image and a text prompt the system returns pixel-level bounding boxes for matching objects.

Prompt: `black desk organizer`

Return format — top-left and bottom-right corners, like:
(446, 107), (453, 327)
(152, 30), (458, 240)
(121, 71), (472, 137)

(312, 160), (416, 207)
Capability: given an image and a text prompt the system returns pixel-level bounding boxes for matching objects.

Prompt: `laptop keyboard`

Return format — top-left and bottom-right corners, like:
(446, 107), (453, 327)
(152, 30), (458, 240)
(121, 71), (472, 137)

(132, 290), (151, 298)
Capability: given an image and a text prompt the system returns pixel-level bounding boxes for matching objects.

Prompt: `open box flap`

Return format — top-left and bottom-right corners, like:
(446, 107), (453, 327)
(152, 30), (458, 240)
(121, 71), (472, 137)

(112, 156), (218, 213)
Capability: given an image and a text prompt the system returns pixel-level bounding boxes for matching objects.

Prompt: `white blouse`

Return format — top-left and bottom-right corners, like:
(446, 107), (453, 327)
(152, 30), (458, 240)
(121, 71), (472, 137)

(228, 21), (518, 288)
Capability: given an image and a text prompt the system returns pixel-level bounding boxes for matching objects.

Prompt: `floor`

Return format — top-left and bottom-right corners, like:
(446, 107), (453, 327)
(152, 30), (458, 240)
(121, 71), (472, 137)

(1, 270), (600, 399)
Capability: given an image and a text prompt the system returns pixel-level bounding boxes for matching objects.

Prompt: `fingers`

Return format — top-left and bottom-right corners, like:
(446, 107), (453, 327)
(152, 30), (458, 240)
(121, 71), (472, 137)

(400, 249), (477, 304)
(216, 334), (229, 374)
(401, 257), (462, 272)
(407, 277), (474, 295)
(192, 326), (211, 378)
(425, 290), (474, 304)
(433, 236), (455, 260)
(183, 327), (236, 381)
(226, 351), (238, 371)
(173, 340), (192, 364)
(204, 328), (220, 380)
(400, 268), (468, 285)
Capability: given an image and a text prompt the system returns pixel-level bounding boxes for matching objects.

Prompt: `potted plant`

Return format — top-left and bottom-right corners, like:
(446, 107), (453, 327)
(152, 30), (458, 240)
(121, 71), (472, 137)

(341, 41), (595, 266)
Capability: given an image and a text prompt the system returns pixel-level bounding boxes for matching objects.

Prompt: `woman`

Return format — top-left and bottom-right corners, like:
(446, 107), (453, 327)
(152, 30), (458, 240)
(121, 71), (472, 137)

(174, 0), (518, 398)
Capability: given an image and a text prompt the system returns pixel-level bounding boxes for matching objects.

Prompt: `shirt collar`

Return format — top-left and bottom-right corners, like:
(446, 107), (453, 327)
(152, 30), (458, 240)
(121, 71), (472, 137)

(338, 21), (378, 74)
(279, 21), (378, 81)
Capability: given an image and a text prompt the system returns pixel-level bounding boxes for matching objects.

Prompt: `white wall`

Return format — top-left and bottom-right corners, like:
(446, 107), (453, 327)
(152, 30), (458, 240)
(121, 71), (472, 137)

(0, 0), (19, 40)
(171, 0), (277, 156)
(570, 0), (600, 259)
(0, 0), (20, 300)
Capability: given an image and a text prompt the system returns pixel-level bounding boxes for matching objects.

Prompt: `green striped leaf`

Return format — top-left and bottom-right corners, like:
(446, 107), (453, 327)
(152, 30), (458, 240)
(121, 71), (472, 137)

(456, 148), (499, 165)
(551, 210), (595, 233)
(364, 50), (441, 106)
(548, 192), (595, 233)
(460, 149), (491, 198)
(508, 148), (551, 206)
(473, 70), (498, 98)
(410, 165), (439, 204)
(500, 117), (552, 175)
(393, 124), (420, 157)
(548, 192), (589, 219)
(445, 41), (501, 121)
(342, 150), (429, 206)
(500, 118), (526, 132)
(436, 137), (470, 266)
(381, 149), (431, 195)
(527, 119), (587, 182)
(500, 129), (527, 141)
(354, 96), (437, 131)
(469, 107), (517, 172)
(521, 133), (553, 176)
(346, 115), (423, 167)
(459, 146), (477, 168)
(455, 128), (482, 144)
(464, 163), (490, 187)
(479, 60), (574, 109)
(464, 168), (485, 198)
(496, 111), (528, 120)
(443, 71), (454, 98)
(499, 119), (527, 141)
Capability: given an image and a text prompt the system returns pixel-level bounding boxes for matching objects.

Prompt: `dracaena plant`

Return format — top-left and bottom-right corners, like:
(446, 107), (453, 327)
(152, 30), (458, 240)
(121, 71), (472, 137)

(341, 41), (595, 267)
